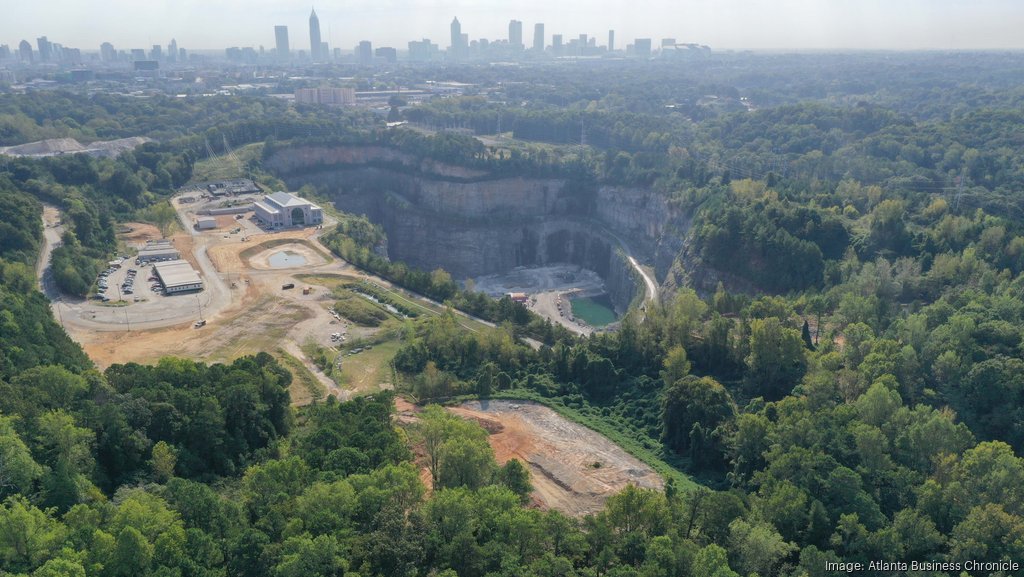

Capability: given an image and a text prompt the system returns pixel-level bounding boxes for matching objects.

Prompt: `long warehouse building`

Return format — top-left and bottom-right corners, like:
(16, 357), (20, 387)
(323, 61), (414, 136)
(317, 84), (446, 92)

(153, 260), (204, 294)
(137, 240), (180, 264)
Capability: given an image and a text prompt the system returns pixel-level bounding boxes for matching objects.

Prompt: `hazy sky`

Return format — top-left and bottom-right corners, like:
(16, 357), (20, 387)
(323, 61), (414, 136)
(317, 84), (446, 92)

(4, 0), (1024, 52)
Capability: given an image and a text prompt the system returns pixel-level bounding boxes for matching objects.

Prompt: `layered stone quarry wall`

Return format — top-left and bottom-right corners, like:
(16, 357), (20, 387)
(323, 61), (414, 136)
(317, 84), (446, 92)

(266, 145), (686, 311)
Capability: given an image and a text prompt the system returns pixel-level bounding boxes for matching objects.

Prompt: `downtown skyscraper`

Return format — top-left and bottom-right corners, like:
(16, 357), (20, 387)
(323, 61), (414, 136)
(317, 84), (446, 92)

(275, 25), (290, 59)
(309, 8), (322, 61)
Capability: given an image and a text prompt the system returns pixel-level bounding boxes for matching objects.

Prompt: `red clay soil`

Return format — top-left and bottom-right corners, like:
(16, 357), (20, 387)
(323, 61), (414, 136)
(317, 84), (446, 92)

(396, 398), (664, 517)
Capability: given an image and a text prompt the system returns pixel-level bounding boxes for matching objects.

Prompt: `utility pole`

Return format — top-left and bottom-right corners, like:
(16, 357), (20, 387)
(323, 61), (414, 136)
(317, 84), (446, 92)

(954, 167), (966, 212)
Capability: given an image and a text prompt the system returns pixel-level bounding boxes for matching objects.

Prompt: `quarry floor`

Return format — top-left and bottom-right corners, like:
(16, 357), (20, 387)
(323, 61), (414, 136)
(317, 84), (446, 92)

(472, 265), (610, 336)
(397, 398), (663, 517)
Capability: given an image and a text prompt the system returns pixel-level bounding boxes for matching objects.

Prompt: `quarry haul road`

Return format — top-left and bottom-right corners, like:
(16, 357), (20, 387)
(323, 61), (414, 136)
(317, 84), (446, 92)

(581, 217), (659, 306)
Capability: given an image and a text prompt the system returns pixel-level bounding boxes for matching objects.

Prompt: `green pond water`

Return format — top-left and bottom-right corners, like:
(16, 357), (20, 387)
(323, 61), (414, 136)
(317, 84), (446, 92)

(570, 295), (617, 327)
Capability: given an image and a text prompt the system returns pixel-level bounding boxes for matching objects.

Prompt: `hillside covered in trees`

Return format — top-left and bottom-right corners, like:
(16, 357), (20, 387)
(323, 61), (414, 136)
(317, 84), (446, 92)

(2, 52), (1024, 577)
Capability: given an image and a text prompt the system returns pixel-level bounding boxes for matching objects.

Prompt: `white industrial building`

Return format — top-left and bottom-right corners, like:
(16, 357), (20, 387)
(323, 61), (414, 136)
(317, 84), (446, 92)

(196, 216), (217, 230)
(153, 260), (204, 294)
(137, 240), (180, 263)
(254, 191), (324, 229)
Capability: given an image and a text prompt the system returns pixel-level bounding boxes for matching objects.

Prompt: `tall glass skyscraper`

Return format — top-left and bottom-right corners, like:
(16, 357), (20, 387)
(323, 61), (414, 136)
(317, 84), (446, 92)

(309, 9), (322, 61)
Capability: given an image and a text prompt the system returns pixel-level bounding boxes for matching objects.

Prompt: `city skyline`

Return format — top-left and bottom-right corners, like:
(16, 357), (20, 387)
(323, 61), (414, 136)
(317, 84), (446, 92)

(3, 0), (1024, 52)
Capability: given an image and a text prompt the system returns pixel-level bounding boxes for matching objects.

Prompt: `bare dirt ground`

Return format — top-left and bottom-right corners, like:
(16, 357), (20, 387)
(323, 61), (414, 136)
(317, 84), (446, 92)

(531, 292), (596, 337)
(43, 191), (535, 404)
(246, 242), (328, 270)
(56, 189), (405, 406)
(119, 222), (163, 246)
(397, 398), (664, 516)
(396, 399), (664, 517)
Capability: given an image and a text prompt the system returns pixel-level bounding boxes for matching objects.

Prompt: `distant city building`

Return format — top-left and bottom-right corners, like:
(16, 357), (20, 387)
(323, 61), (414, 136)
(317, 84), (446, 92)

(294, 87), (356, 106)
(36, 36), (51, 62)
(533, 23), (544, 51)
(168, 39), (178, 62)
(150, 44), (162, 60)
(509, 20), (523, 49)
(0, 44), (10, 60)
(254, 191), (324, 229)
(356, 40), (373, 64)
(552, 34), (563, 55)
(634, 38), (652, 58)
(309, 8), (322, 61)
(375, 46), (397, 63)
(274, 25), (290, 58)
(450, 17), (464, 57)
(608, 30), (615, 52)
(130, 48), (146, 61)
(100, 42), (115, 62)
(409, 38), (439, 62)
(69, 69), (94, 82)
(19, 40), (32, 62)
(661, 38), (676, 47)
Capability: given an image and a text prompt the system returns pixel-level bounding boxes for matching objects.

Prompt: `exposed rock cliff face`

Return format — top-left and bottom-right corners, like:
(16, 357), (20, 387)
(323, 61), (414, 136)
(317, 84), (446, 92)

(595, 186), (691, 283)
(266, 145), (688, 311)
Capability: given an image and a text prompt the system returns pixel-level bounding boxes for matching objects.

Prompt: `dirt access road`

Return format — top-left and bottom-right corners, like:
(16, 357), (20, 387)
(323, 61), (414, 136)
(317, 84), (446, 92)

(40, 192), (537, 402)
(447, 400), (664, 517)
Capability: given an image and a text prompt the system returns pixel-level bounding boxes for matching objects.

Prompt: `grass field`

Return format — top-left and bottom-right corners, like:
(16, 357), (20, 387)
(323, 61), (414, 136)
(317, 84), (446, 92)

(295, 273), (363, 290)
(275, 348), (326, 405)
(190, 142), (265, 182)
(338, 340), (401, 394)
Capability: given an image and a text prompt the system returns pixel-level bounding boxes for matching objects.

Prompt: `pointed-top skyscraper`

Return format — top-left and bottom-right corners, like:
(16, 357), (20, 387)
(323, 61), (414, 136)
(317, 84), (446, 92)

(309, 8), (322, 61)
(450, 17), (463, 58)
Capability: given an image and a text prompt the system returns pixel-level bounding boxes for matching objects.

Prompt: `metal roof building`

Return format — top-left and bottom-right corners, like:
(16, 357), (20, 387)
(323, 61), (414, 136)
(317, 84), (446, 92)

(137, 239), (179, 263)
(153, 260), (203, 294)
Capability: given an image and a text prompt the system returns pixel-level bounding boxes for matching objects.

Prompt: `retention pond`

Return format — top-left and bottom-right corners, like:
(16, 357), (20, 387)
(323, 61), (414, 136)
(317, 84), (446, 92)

(267, 250), (308, 268)
(570, 294), (617, 327)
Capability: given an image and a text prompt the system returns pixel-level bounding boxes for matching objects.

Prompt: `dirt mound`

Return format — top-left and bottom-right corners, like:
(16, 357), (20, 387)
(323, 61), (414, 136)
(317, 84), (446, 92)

(119, 222), (163, 246)
(448, 400), (664, 517)
(0, 137), (151, 158)
(0, 138), (86, 156)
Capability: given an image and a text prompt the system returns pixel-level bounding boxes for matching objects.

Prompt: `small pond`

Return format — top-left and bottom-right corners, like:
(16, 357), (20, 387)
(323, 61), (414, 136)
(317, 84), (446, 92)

(570, 294), (617, 327)
(267, 250), (308, 268)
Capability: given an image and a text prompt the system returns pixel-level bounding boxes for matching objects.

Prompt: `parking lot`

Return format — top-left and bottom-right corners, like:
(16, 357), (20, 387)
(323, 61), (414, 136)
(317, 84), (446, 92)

(97, 259), (175, 302)
(96, 260), (143, 302)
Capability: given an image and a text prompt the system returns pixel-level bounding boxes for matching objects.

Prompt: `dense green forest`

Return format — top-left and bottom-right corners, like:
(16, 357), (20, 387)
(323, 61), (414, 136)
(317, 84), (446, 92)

(3, 52), (1024, 576)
